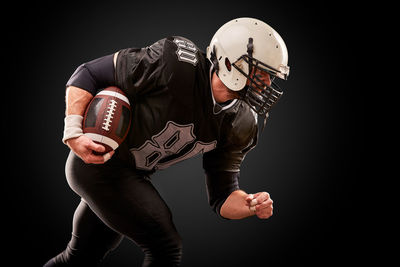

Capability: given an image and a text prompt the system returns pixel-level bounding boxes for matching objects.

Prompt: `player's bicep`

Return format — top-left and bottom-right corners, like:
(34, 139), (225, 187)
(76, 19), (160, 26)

(66, 54), (115, 96)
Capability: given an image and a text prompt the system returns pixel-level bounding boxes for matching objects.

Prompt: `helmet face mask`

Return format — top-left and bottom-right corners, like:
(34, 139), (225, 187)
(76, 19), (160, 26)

(234, 53), (284, 116)
(207, 17), (290, 117)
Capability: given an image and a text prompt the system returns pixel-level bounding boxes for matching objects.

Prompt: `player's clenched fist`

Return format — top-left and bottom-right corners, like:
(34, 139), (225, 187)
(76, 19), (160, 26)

(246, 192), (273, 219)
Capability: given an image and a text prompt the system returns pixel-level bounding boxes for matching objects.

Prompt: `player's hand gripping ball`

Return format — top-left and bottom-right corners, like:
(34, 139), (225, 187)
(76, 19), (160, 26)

(83, 86), (131, 154)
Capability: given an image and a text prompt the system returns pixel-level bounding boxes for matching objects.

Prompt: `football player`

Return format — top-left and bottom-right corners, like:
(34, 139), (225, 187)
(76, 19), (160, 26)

(44, 17), (290, 267)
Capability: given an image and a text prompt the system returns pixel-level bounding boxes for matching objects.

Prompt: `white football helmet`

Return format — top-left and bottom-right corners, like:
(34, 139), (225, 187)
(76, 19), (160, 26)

(207, 17), (290, 116)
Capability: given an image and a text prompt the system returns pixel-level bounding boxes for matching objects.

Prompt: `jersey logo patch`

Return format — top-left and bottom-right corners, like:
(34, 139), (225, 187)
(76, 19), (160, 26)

(131, 121), (216, 170)
(173, 38), (198, 66)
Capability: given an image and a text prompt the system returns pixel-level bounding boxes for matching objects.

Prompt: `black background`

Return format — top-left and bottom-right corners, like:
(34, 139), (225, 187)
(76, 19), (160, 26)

(6, 1), (363, 266)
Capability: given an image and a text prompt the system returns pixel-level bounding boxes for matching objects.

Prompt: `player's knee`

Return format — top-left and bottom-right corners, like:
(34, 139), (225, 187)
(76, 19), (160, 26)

(166, 231), (183, 255)
(160, 233), (183, 261)
(168, 234), (183, 261)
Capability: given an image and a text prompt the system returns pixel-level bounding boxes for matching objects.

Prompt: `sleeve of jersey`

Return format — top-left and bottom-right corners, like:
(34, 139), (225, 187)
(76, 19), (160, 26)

(203, 104), (258, 173)
(114, 40), (165, 97)
(66, 54), (115, 95)
(205, 170), (240, 219)
(202, 103), (258, 217)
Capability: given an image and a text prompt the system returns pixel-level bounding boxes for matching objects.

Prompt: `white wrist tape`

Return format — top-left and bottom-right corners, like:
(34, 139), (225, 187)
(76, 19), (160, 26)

(62, 115), (84, 144)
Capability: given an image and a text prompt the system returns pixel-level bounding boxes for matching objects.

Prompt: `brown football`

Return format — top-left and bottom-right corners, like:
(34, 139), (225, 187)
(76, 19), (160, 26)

(83, 86), (131, 154)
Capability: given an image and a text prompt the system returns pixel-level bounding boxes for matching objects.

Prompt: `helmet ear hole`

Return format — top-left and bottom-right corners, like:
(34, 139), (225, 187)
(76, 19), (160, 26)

(225, 57), (232, 72)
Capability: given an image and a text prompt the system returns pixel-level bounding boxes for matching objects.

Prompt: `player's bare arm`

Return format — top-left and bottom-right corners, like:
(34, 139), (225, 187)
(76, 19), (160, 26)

(64, 86), (113, 164)
(62, 53), (121, 164)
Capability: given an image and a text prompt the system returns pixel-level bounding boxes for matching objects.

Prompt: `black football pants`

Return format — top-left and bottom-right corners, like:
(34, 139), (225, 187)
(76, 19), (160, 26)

(44, 151), (182, 267)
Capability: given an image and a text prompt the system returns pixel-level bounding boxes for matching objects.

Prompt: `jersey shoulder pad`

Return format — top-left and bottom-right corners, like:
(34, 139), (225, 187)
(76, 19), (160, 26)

(222, 101), (258, 149)
(164, 36), (201, 67)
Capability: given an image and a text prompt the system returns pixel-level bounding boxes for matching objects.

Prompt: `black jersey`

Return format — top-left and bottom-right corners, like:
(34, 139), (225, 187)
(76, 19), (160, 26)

(114, 36), (258, 173)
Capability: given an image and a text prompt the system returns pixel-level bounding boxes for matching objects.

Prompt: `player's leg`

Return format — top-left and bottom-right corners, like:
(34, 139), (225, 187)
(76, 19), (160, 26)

(65, 151), (183, 267)
(43, 199), (123, 266)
